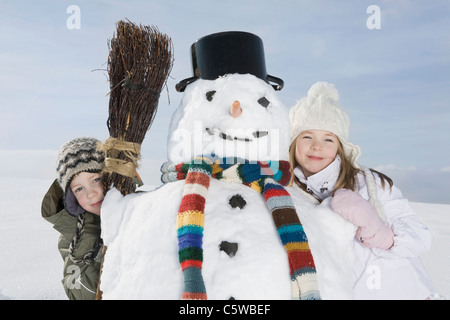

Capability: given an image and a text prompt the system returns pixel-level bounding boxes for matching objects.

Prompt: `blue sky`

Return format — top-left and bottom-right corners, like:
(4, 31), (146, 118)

(1, 0), (449, 204)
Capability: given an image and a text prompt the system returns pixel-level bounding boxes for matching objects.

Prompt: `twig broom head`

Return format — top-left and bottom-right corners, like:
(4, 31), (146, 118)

(101, 19), (173, 195)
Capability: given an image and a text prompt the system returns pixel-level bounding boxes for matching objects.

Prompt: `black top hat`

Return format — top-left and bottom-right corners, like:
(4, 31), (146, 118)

(176, 31), (284, 92)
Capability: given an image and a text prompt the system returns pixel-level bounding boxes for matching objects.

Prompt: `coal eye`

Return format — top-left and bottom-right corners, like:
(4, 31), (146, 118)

(206, 90), (216, 101)
(258, 97), (270, 108)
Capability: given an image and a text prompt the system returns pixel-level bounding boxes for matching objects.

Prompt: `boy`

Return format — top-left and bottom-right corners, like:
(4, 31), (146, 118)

(41, 137), (105, 300)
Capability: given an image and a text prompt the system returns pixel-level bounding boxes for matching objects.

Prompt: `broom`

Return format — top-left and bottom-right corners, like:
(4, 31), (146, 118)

(101, 19), (173, 196)
(96, 19), (173, 300)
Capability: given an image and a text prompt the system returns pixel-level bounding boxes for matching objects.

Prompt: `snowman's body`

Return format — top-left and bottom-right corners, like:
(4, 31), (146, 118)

(100, 74), (356, 299)
(101, 180), (291, 299)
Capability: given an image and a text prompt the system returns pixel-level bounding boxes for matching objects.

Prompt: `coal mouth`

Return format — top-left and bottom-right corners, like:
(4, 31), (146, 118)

(205, 127), (268, 142)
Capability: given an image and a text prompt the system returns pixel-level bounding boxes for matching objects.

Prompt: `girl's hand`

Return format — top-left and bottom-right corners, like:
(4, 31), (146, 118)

(331, 189), (394, 250)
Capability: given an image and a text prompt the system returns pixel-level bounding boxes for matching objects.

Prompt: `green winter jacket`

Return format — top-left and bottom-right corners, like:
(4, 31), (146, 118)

(41, 180), (102, 300)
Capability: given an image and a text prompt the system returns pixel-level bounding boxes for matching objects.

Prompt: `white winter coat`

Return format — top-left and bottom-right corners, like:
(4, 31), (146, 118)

(292, 165), (434, 300)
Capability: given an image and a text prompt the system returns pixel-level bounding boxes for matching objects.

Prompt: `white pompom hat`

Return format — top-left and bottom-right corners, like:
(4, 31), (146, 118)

(289, 81), (361, 167)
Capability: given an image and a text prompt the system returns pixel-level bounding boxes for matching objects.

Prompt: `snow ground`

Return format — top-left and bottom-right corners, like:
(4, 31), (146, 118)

(0, 177), (448, 300)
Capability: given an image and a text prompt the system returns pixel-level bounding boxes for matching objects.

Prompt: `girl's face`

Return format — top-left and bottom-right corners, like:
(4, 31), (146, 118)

(70, 172), (104, 215)
(294, 130), (339, 178)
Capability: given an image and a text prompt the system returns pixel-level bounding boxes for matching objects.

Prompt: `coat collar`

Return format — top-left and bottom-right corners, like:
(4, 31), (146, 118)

(294, 156), (341, 201)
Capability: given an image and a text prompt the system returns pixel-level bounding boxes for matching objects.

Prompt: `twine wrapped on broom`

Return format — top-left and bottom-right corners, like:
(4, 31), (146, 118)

(96, 19), (173, 300)
(100, 19), (173, 196)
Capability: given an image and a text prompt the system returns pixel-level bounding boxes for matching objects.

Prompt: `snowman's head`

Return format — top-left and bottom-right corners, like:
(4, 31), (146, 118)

(167, 73), (290, 163)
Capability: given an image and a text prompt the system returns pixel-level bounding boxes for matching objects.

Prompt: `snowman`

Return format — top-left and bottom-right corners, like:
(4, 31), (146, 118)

(99, 31), (356, 300)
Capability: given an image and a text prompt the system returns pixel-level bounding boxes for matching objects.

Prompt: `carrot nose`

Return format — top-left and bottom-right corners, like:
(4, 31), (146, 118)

(230, 100), (242, 118)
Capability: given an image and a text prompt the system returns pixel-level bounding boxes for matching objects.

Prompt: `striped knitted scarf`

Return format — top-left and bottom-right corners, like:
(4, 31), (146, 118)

(161, 155), (320, 300)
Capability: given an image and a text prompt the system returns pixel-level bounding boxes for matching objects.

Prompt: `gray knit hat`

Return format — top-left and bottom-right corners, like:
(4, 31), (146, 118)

(56, 137), (105, 215)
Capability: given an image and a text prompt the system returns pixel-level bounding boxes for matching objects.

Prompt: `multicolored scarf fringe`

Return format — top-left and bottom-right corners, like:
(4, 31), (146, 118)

(161, 155), (320, 300)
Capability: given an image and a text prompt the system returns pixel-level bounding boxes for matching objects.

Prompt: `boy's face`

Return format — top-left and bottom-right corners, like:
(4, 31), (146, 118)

(69, 172), (104, 215)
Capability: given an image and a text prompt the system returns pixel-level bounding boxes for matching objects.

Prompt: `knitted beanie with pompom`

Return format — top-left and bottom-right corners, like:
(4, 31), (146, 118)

(289, 82), (361, 167)
(56, 137), (105, 216)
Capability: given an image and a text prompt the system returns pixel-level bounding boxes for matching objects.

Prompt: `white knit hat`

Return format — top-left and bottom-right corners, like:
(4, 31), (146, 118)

(289, 81), (361, 167)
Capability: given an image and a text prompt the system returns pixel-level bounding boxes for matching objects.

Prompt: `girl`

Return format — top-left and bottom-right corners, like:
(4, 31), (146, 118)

(41, 137), (105, 300)
(289, 82), (434, 299)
